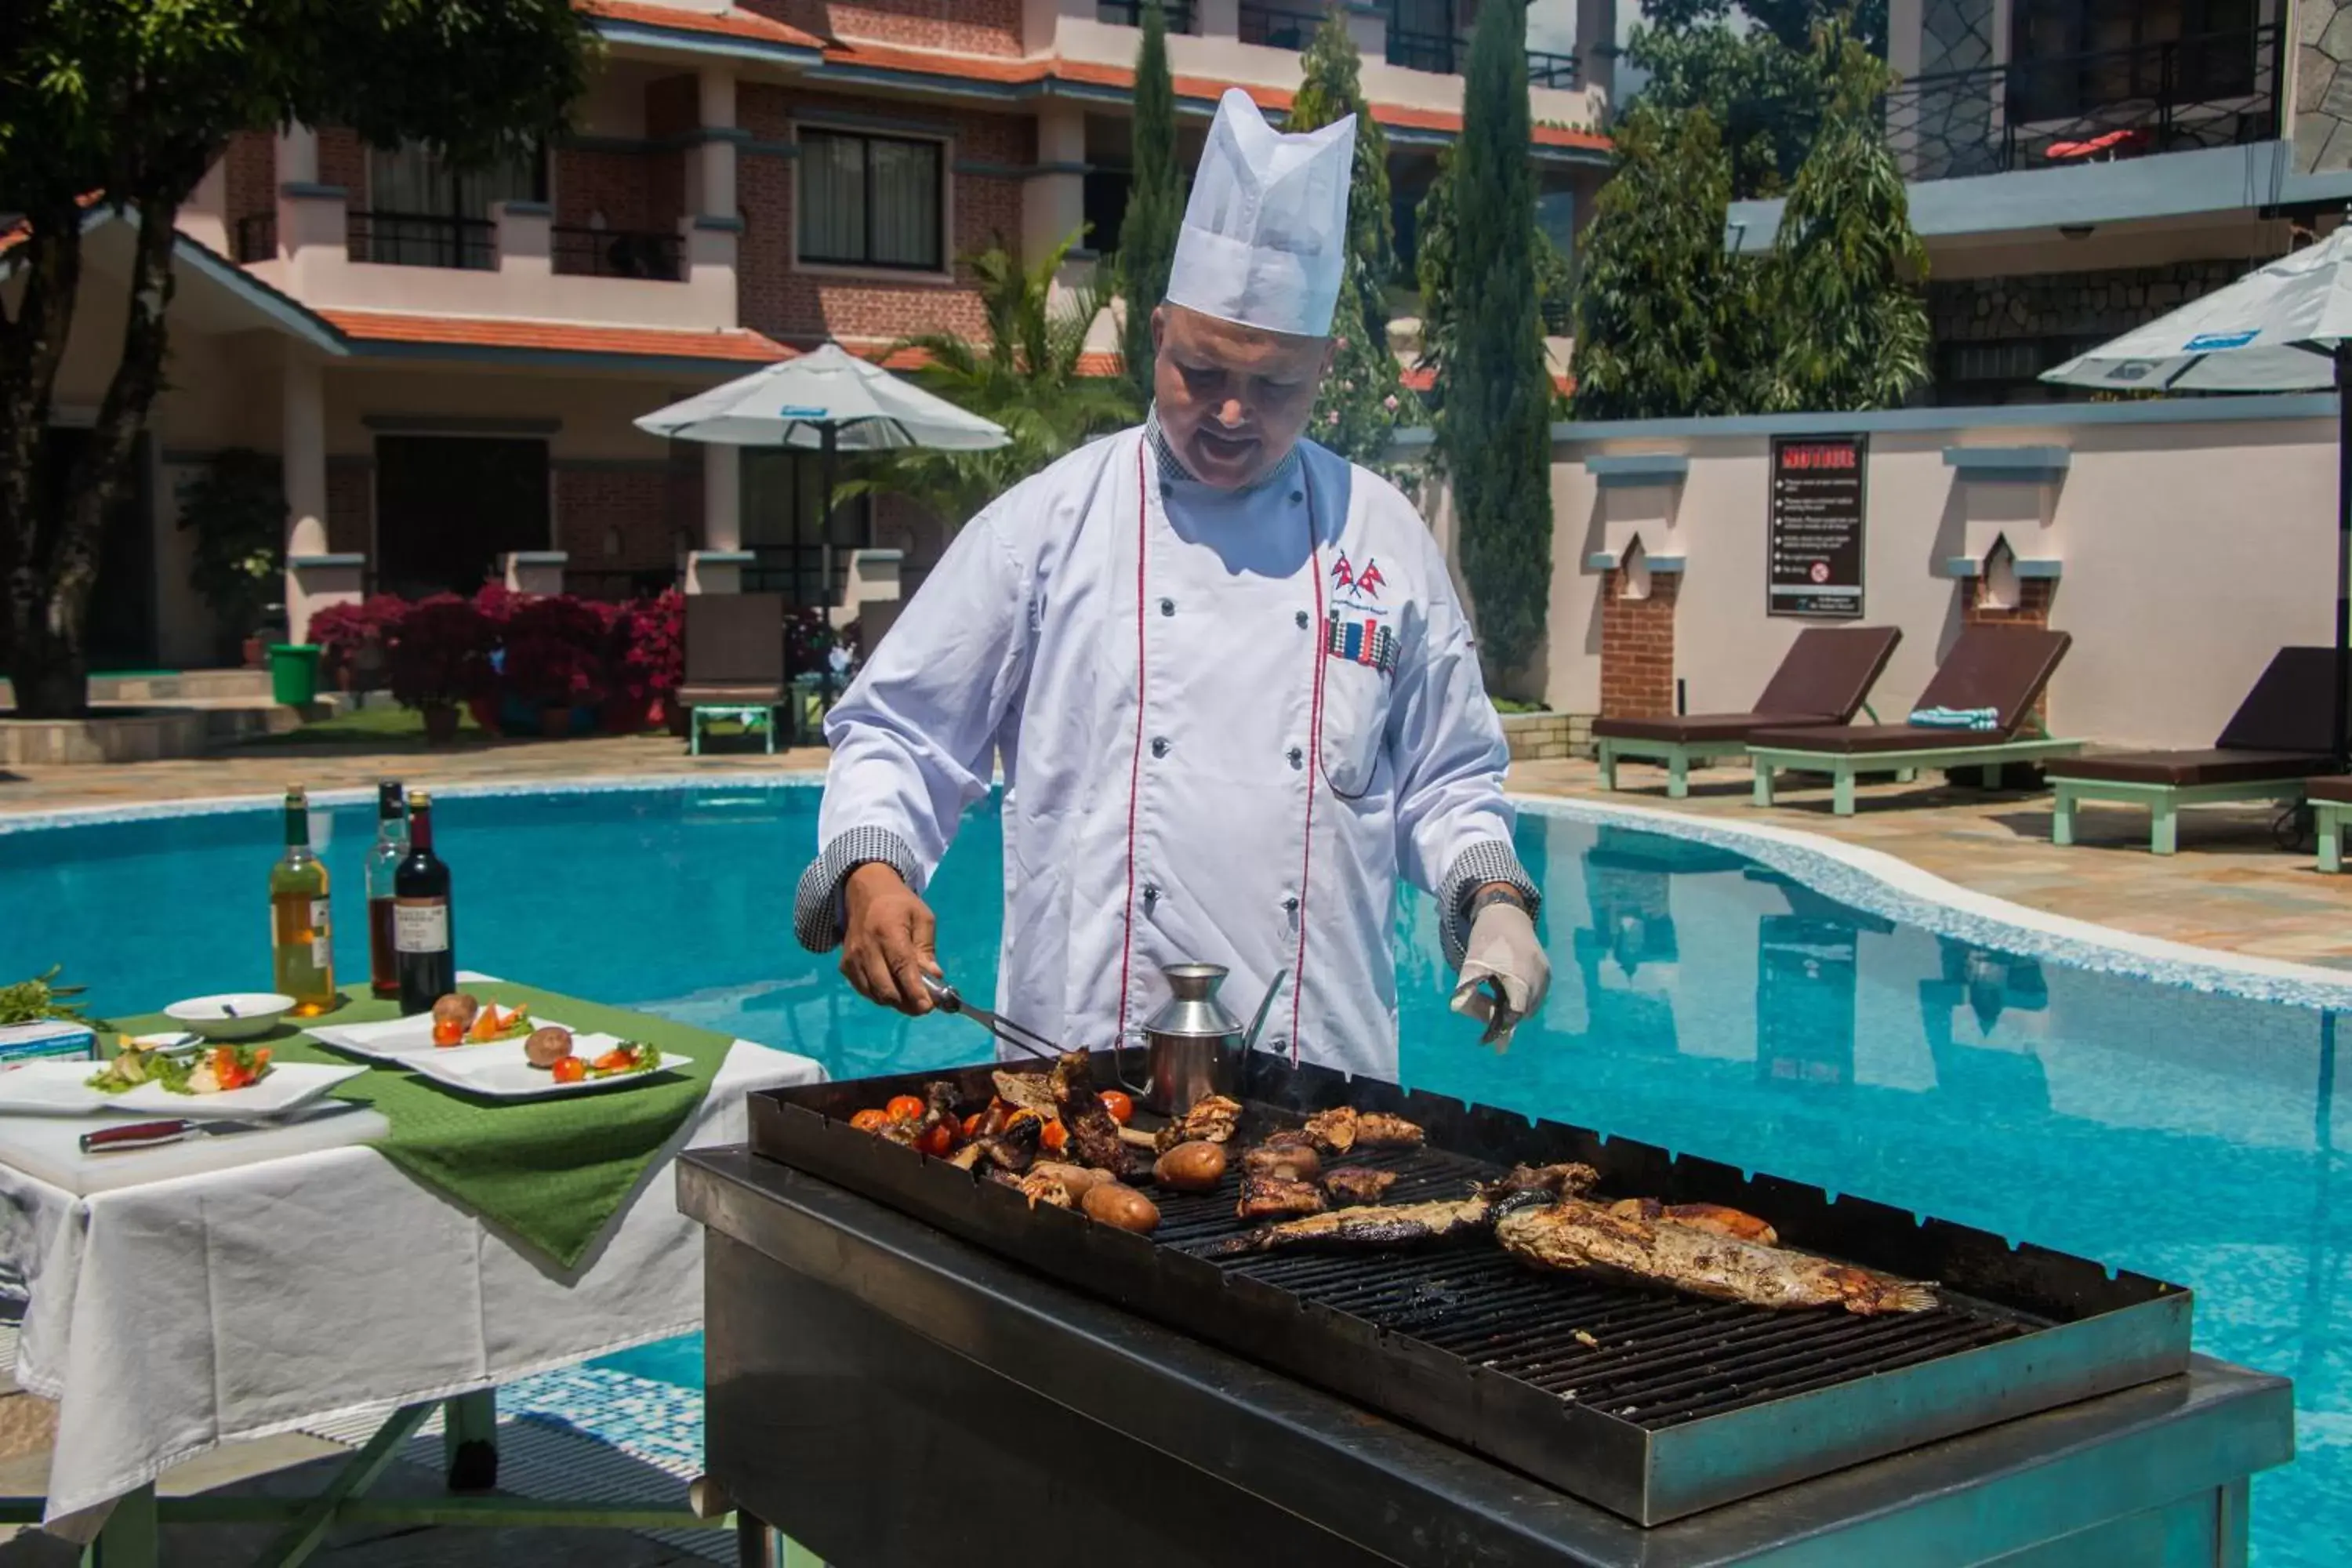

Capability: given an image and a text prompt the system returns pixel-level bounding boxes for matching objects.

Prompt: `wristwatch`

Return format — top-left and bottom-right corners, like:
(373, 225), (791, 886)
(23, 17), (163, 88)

(1465, 884), (1530, 920)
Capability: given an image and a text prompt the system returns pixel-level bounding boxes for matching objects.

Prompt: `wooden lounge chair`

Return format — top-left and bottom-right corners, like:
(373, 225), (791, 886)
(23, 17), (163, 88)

(678, 592), (788, 756)
(2045, 647), (2343, 855)
(2308, 775), (2352, 872)
(1744, 626), (2078, 815)
(1592, 626), (1903, 798)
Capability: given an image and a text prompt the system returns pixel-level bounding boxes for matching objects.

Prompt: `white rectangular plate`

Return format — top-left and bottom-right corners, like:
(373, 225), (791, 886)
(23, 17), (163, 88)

(0, 1060), (118, 1116)
(103, 1062), (368, 1121)
(401, 1034), (689, 1101)
(307, 1011), (570, 1062)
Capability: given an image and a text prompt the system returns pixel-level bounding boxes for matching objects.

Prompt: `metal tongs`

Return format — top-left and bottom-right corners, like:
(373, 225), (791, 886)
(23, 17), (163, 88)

(920, 975), (1062, 1063)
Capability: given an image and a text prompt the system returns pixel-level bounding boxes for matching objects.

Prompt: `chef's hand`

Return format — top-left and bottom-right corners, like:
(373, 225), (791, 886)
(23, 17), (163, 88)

(841, 862), (941, 1015)
(1451, 897), (1549, 1048)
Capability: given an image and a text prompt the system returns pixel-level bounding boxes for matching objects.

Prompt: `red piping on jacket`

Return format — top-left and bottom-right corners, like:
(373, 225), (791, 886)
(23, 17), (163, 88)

(1290, 501), (1327, 1066)
(1115, 441), (1151, 1046)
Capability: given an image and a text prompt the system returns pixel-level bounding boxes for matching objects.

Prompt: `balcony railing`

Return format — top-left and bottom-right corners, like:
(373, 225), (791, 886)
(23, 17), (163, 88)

(1239, 2), (1323, 50)
(232, 213), (276, 264)
(552, 224), (683, 281)
(1526, 49), (1579, 89)
(1097, 0), (1195, 31)
(1885, 24), (2281, 182)
(1386, 27), (1458, 74)
(348, 210), (496, 270)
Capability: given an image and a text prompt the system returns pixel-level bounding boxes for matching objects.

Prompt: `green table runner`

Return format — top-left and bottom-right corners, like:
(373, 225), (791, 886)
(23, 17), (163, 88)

(118, 982), (728, 1270)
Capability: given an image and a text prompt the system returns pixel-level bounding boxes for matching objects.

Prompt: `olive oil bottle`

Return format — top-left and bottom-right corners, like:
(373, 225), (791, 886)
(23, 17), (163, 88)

(268, 785), (339, 1015)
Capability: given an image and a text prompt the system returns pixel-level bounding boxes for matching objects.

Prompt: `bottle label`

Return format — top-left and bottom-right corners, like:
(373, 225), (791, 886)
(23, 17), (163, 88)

(394, 898), (450, 954)
(310, 899), (332, 967)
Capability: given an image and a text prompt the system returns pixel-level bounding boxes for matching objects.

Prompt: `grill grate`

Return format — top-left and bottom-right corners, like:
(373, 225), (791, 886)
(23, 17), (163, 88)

(1156, 1138), (2026, 1430)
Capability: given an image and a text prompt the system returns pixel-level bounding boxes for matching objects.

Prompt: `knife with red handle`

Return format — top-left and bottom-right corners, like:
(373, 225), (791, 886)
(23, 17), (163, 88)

(81, 1119), (265, 1154)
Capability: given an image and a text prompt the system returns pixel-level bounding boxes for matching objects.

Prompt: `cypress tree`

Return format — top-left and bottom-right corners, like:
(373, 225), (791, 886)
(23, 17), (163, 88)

(1116, 0), (1183, 409)
(1441, 0), (1552, 685)
(1287, 3), (1412, 470)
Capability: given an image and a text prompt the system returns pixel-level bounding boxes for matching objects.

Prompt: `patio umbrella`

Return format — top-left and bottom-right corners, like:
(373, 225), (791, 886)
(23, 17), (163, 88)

(634, 341), (1008, 593)
(2042, 223), (2352, 764)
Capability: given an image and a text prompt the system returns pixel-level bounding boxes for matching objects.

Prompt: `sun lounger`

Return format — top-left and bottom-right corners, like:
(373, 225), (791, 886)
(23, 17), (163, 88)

(1744, 626), (2078, 815)
(2044, 647), (2343, 855)
(678, 592), (789, 755)
(2308, 777), (2352, 872)
(1592, 626), (1903, 798)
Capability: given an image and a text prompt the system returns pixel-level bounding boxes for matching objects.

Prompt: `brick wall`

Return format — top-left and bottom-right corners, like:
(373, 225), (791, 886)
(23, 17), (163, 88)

(224, 131), (275, 232)
(1963, 574), (2056, 728)
(326, 456), (372, 557)
(317, 129), (366, 198)
(753, 0), (1024, 54)
(737, 84), (1028, 347)
(1597, 568), (1679, 720)
(553, 461), (703, 593)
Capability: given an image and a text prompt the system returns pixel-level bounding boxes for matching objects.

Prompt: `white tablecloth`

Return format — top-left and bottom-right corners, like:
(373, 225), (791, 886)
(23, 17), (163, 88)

(0, 1038), (822, 1527)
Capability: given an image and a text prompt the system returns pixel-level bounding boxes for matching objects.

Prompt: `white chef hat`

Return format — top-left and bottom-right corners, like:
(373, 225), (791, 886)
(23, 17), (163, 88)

(1164, 88), (1356, 339)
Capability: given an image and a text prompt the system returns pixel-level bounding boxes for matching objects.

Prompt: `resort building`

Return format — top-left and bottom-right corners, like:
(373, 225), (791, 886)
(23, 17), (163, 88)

(1732, 0), (2352, 403)
(29, 0), (1616, 667)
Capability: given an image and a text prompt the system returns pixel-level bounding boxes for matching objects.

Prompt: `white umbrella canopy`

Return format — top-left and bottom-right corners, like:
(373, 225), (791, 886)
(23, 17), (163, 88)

(633, 341), (1010, 450)
(2040, 224), (2352, 394)
(2042, 225), (2352, 766)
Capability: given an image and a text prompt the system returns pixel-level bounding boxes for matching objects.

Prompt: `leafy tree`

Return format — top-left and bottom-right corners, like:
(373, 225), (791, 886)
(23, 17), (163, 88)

(855, 231), (1140, 527)
(1115, 0), (1182, 410)
(1284, 4), (1413, 470)
(1440, 0), (1553, 687)
(0, 0), (590, 717)
(1568, 103), (1772, 419)
(1759, 24), (1929, 410)
(1416, 152), (1575, 393)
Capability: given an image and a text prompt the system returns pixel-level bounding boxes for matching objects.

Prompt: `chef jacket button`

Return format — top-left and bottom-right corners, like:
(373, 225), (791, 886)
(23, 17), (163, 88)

(1290, 489), (1304, 504)
(1151, 736), (1171, 758)
(1294, 609), (1309, 629)
(1142, 883), (1160, 905)
(1287, 746), (1304, 768)
(1160, 597), (1175, 617)
(1283, 895), (1300, 913)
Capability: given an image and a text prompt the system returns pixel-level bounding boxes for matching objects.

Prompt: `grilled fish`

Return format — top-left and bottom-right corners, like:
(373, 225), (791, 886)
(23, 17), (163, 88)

(1496, 1200), (1937, 1316)
(1202, 1163), (1596, 1258)
(1607, 1197), (1778, 1245)
(1156, 1094), (1243, 1152)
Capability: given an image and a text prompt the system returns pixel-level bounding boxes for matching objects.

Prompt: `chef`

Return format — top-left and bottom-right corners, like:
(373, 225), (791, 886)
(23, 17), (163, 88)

(793, 89), (1549, 1075)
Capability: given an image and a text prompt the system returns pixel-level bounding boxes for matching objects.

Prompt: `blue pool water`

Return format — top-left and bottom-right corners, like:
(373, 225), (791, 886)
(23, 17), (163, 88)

(4, 782), (2347, 1562)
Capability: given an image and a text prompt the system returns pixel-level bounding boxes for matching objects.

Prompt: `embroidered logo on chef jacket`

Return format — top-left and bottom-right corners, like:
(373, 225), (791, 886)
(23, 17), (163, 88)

(1324, 610), (1399, 676)
(1330, 551), (1387, 602)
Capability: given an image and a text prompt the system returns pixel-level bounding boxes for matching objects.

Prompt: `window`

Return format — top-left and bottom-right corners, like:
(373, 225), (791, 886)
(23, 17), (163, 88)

(358, 142), (542, 270)
(2008, 0), (2260, 121)
(797, 129), (945, 272)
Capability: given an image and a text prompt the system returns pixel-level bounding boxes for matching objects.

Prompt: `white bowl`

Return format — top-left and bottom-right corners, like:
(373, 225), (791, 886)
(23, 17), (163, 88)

(164, 993), (297, 1041)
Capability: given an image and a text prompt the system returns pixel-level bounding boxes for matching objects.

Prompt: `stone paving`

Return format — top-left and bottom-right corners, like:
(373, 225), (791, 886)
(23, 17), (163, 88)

(7, 731), (2352, 967)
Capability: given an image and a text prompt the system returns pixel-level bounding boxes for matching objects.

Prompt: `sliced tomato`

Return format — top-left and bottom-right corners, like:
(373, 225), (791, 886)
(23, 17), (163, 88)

(916, 1122), (955, 1157)
(1098, 1090), (1134, 1126)
(849, 1108), (890, 1132)
(961, 1112), (985, 1139)
(550, 1056), (587, 1084)
(884, 1094), (926, 1121)
(591, 1047), (637, 1073)
(1039, 1118), (1068, 1153)
(467, 1005), (505, 1042)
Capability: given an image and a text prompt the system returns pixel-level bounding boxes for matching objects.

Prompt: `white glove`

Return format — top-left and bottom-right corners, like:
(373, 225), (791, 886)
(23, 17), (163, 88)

(1450, 901), (1550, 1047)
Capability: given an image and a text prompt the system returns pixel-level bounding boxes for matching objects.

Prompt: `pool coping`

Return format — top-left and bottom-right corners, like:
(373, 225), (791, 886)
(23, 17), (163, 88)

(11, 771), (2352, 1012)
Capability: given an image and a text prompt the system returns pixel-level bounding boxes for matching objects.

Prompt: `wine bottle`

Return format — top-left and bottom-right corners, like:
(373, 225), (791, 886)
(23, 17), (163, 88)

(393, 789), (455, 1015)
(268, 786), (338, 1016)
(365, 780), (408, 999)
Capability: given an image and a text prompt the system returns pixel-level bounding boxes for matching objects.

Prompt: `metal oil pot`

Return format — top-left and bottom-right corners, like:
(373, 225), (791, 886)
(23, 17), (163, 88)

(1117, 962), (1286, 1115)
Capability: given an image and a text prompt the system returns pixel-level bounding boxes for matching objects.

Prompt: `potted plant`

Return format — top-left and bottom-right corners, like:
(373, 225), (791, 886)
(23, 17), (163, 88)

(176, 450), (286, 667)
(609, 589), (684, 735)
(310, 594), (408, 694)
(500, 593), (614, 738)
(385, 593), (491, 743)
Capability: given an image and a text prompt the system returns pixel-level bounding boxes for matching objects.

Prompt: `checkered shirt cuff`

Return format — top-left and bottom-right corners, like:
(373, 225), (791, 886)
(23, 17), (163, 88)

(793, 826), (921, 953)
(1436, 840), (1541, 970)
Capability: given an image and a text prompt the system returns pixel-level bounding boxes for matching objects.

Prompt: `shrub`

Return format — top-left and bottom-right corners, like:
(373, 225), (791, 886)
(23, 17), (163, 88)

(310, 594), (408, 690)
(617, 589), (684, 705)
(500, 593), (615, 707)
(384, 595), (492, 711)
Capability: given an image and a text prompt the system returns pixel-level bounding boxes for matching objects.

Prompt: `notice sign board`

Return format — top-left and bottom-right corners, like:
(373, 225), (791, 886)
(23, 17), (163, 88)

(1768, 434), (1867, 619)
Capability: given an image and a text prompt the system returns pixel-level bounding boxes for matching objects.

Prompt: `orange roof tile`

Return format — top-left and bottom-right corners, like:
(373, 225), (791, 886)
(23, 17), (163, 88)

(579, 0), (823, 51)
(815, 42), (1610, 153)
(321, 310), (793, 364)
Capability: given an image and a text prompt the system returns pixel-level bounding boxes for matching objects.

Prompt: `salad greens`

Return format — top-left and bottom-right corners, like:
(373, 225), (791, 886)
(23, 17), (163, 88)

(89, 1044), (273, 1096)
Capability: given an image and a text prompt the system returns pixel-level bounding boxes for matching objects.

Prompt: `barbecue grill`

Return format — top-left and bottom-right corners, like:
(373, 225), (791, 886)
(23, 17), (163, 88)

(686, 1057), (2294, 1566)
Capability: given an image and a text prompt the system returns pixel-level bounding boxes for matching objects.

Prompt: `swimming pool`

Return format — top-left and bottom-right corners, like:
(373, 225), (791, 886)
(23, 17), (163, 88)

(3, 780), (2345, 1563)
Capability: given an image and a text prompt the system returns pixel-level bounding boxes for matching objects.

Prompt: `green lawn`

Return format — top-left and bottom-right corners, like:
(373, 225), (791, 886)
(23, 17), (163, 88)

(231, 703), (492, 751)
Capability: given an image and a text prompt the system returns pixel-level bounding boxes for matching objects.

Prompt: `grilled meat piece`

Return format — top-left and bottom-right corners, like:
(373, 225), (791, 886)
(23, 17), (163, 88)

(1236, 1173), (1326, 1221)
(1301, 1106), (1358, 1155)
(993, 1069), (1058, 1118)
(1496, 1199), (1936, 1315)
(1050, 1051), (1134, 1177)
(1301, 1105), (1425, 1155)
(971, 1109), (1044, 1175)
(1204, 1195), (1501, 1258)
(1607, 1197), (1778, 1245)
(1155, 1093), (1244, 1152)
(1242, 1142), (1320, 1179)
(1321, 1167), (1396, 1206)
(1489, 1163), (1602, 1200)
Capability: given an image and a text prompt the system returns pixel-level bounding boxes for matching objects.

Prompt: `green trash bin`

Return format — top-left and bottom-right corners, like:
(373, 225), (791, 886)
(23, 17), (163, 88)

(267, 643), (322, 706)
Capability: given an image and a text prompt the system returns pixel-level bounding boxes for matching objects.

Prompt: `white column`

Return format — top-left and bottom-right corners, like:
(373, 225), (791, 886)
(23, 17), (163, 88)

(1025, 104), (1089, 267)
(1197, 0), (1240, 36)
(276, 122), (319, 187)
(281, 354), (360, 643)
(1575, 0), (1616, 99)
(696, 67), (738, 220)
(493, 200), (553, 277)
(686, 444), (747, 594)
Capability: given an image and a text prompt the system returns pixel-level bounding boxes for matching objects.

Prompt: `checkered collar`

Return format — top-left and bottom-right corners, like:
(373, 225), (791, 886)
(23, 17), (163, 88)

(1145, 407), (1301, 497)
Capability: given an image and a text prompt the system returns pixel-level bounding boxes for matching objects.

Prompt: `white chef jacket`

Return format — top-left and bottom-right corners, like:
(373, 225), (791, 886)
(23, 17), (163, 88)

(795, 423), (1533, 1077)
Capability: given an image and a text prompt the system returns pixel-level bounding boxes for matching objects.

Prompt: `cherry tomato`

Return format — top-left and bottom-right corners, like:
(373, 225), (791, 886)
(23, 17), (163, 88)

(1039, 1118), (1068, 1153)
(550, 1056), (587, 1085)
(1098, 1091), (1134, 1126)
(917, 1122), (955, 1157)
(961, 1112), (985, 1139)
(849, 1108), (890, 1132)
(433, 1022), (463, 1047)
(884, 1094), (926, 1121)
